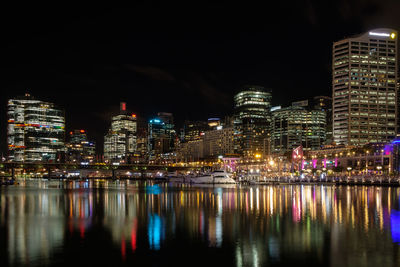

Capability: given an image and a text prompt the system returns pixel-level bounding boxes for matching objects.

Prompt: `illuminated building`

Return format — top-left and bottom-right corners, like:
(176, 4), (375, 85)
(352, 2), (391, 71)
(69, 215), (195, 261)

(313, 96), (333, 145)
(134, 117), (149, 163)
(66, 130), (96, 163)
(176, 139), (204, 162)
(203, 126), (235, 158)
(104, 102), (137, 163)
(332, 28), (398, 146)
(271, 105), (326, 154)
(234, 85), (272, 158)
(207, 118), (221, 129)
(157, 112), (176, 152)
(182, 120), (208, 142)
(148, 118), (169, 161)
(177, 124), (235, 161)
(146, 113), (177, 163)
(7, 93), (65, 162)
(307, 143), (392, 174)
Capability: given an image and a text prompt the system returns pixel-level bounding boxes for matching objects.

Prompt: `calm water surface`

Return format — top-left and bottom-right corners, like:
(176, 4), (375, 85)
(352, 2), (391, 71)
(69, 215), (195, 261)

(1, 180), (400, 267)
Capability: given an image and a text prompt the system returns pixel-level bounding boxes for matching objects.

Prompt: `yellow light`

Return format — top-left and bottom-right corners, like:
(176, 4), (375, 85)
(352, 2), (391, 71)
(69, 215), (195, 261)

(390, 33), (396, 39)
(255, 154), (261, 158)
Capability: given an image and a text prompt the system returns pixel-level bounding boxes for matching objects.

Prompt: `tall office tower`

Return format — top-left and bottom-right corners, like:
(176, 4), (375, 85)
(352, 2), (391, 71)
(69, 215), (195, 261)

(234, 85), (272, 158)
(313, 96), (333, 145)
(148, 118), (169, 161)
(332, 28), (398, 146)
(103, 102), (137, 163)
(271, 106), (326, 154)
(66, 130), (96, 163)
(7, 93), (65, 162)
(157, 112), (175, 151)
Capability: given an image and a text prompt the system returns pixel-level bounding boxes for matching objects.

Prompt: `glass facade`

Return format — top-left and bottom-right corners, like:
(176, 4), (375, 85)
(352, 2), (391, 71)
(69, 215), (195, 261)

(157, 112), (175, 152)
(271, 106), (326, 154)
(234, 85), (272, 158)
(104, 111), (137, 163)
(332, 28), (398, 146)
(148, 118), (168, 160)
(7, 94), (65, 162)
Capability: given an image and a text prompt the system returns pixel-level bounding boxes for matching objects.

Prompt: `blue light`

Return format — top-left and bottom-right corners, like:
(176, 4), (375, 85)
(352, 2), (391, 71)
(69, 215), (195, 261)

(148, 214), (162, 250)
(150, 118), (163, 124)
(146, 185), (161, 195)
(391, 211), (400, 243)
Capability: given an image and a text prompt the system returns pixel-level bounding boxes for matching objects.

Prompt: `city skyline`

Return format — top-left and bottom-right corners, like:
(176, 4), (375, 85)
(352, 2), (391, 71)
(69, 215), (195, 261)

(3, 4), (400, 267)
(1, 3), (400, 153)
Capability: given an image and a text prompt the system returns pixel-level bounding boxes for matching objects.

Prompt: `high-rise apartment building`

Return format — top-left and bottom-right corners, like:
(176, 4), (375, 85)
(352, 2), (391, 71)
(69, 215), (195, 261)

(332, 28), (398, 146)
(7, 94), (65, 162)
(234, 85), (272, 158)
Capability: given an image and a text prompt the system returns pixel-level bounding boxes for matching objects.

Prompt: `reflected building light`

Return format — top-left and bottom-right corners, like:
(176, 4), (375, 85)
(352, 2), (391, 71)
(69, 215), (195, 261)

(250, 188), (253, 211)
(252, 244), (259, 267)
(269, 187), (274, 215)
(131, 218), (137, 252)
(236, 243), (243, 267)
(391, 211), (400, 243)
(216, 215), (223, 248)
(121, 237), (126, 261)
(148, 214), (162, 250)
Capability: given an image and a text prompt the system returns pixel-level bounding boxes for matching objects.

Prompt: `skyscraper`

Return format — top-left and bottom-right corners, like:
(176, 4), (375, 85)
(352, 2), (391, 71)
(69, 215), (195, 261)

(234, 85), (272, 158)
(104, 102), (137, 163)
(332, 28), (398, 146)
(7, 93), (65, 162)
(148, 118), (169, 161)
(157, 112), (175, 152)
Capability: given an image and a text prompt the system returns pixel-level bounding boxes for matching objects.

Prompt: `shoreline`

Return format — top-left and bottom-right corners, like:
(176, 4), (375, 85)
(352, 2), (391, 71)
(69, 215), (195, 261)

(3, 176), (400, 187)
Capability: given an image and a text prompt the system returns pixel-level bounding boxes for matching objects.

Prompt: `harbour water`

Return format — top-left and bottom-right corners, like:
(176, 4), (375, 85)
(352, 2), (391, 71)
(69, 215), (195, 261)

(1, 180), (400, 266)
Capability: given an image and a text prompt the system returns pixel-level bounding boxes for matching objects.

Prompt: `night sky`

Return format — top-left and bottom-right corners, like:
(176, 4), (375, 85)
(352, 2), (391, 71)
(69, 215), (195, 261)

(1, 2), (399, 154)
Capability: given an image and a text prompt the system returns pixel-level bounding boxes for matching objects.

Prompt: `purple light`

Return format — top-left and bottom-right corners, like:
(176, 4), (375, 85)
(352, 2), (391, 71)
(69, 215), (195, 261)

(312, 159), (317, 169)
(384, 144), (393, 155)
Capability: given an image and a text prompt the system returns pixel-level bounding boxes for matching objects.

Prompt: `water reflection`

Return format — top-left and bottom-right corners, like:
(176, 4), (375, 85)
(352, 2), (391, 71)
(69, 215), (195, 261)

(1, 181), (400, 266)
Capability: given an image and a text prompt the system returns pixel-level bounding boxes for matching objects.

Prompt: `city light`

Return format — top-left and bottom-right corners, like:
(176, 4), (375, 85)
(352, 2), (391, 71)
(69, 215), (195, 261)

(369, 31), (390, 37)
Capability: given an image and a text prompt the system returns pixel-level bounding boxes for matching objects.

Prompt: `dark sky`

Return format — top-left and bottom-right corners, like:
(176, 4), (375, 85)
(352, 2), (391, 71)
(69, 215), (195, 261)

(1, 1), (399, 154)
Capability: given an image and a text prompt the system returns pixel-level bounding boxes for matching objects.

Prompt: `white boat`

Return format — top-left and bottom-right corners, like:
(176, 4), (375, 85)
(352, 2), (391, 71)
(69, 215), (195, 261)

(190, 170), (236, 184)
